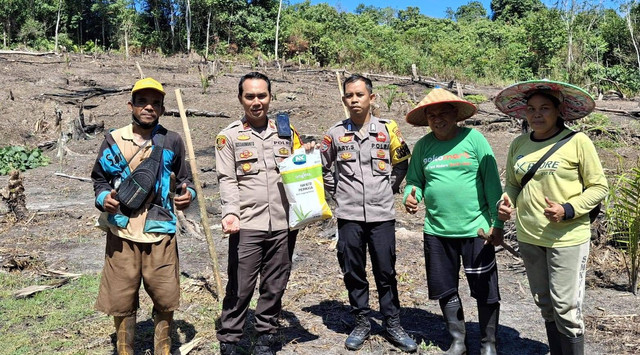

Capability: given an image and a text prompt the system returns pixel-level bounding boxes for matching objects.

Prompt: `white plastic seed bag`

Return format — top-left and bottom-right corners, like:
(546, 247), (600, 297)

(279, 148), (332, 229)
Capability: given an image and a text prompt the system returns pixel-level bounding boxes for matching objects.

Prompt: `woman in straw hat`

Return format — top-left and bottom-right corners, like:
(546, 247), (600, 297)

(403, 88), (505, 355)
(494, 80), (608, 355)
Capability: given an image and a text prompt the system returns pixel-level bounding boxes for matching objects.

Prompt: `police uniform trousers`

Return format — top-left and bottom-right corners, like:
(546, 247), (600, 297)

(216, 229), (297, 343)
(337, 219), (400, 318)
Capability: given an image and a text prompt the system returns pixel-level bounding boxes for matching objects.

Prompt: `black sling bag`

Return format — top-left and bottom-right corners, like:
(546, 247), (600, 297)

(105, 130), (166, 212)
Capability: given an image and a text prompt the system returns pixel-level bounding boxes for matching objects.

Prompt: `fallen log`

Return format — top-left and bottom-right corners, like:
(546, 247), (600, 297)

(42, 86), (129, 102)
(54, 173), (91, 182)
(14, 278), (71, 299)
(164, 108), (230, 118)
(0, 50), (55, 56)
(595, 107), (640, 117)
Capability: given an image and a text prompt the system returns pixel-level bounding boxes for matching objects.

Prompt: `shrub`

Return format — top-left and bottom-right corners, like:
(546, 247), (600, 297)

(607, 162), (640, 294)
(464, 94), (488, 104)
(0, 146), (50, 175)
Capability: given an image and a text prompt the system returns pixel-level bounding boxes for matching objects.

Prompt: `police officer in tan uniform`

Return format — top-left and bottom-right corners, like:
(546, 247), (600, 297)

(215, 72), (303, 355)
(321, 74), (417, 353)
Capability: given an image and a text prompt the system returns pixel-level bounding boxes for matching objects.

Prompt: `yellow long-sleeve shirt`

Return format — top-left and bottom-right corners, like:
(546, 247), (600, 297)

(504, 128), (608, 247)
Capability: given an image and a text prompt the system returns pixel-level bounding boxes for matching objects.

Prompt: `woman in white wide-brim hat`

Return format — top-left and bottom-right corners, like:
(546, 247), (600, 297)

(495, 80), (608, 355)
(403, 88), (504, 355)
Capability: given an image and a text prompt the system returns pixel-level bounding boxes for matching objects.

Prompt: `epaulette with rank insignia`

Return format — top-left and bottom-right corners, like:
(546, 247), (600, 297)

(221, 120), (242, 132)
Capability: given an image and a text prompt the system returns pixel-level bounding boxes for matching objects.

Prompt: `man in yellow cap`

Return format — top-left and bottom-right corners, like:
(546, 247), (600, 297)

(91, 77), (196, 355)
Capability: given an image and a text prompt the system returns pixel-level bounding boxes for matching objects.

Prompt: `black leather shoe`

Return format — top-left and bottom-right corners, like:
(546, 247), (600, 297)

(254, 333), (275, 355)
(384, 316), (417, 353)
(219, 342), (237, 355)
(345, 314), (371, 351)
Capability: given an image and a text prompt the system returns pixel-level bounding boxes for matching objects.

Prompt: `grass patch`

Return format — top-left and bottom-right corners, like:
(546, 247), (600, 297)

(0, 272), (111, 355)
(594, 138), (625, 150)
(0, 272), (224, 354)
(464, 94), (487, 104)
(572, 112), (625, 150)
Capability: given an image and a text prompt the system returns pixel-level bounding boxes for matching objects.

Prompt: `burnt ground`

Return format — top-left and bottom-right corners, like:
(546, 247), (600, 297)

(1, 53), (639, 354)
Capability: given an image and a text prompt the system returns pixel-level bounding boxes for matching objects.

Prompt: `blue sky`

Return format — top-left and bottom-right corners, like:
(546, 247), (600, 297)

(297, 0), (619, 18)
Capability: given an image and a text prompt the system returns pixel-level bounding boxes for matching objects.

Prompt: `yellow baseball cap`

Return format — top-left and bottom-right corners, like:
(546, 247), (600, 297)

(132, 77), (165, 96)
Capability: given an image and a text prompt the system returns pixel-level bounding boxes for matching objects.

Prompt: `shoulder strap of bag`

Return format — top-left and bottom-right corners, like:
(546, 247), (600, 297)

(150, 130), (166, 206)
(520, 131), (578, 188)
(105, 130), (152, 167)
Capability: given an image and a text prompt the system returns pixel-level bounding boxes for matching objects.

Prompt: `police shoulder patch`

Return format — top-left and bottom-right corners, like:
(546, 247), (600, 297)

(216, 135), (228, 150)
(321, 134), (332, 152)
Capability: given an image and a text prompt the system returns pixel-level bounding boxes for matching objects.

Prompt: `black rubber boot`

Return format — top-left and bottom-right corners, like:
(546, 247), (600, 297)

(345, 314), (371, 351)
(254, 333), (275, 355)
(219, 342), (238, 355)
(440, 295), (467, 355)
(384, 316), (417, 353)
(478, 303), (499, 355)
(560, 333), (584, 355)
(545, 322), (562, 355)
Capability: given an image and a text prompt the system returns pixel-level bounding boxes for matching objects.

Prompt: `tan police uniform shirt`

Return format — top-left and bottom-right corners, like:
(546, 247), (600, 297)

(321, 116), (411, 222)
(215, 117), (302, 231)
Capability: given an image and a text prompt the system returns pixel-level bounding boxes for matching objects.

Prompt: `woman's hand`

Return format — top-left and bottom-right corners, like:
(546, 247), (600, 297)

(497, 195), (513, 221)
(543, 196), (565, 223)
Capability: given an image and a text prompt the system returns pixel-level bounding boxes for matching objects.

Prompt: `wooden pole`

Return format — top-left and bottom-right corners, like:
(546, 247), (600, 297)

(135, 61), (144, 79)
(335, 71), (350, 118)
(174, 88), (224, 299)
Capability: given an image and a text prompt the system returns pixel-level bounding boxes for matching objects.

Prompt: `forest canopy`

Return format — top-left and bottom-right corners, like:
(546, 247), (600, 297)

(2, 0), (640, 94)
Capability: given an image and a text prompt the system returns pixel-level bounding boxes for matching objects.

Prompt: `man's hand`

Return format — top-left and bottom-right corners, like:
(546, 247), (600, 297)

(404, 186), (419, 214)
(222, 214), (240, 234)
(498, 195), (513, 221)
(303, 140), (319, 154)
(486, 227), (504, 247)
(543, 196), (565, 223)
(104, 189), (120, 214)
(174, 183), (192, 210)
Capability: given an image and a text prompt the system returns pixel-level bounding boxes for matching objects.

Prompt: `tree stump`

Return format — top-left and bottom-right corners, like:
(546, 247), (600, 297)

(1, 170), (28, 221)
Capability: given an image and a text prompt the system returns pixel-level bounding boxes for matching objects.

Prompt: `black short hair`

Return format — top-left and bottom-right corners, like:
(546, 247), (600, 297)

(343, 74), (373, 95)
(238, 72), (271, 96)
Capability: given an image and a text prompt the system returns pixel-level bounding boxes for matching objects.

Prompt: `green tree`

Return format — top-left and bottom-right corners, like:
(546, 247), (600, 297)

(109, 0), (136, 58)
(490, 0), (544, 22)
(455, 1), (488, 22)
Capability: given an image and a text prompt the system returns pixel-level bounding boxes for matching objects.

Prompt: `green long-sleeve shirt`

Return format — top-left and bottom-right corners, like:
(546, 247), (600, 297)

(504, 128), (608, 247)
(403, 127), (504, 237)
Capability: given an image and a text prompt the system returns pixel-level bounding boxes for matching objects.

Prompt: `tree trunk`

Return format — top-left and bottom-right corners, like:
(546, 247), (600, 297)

(54, 0), (62, 54)
(4, 18), (10, 47)
(124, 27), (129, 60)
(275, 0), (283, 69)
(186, 0), (191, 52)
(627, 10), (640, 74)
(153, 0), (160, 33)
(101, 17), (105, 49)
(205, 10), (211, 60)
(170, 0), (175, 51)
